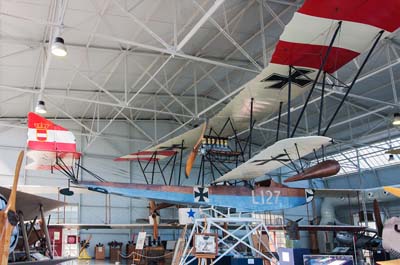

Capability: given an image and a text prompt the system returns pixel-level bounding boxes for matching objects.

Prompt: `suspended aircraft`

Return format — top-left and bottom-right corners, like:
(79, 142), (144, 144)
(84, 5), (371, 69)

(25, 0), (400, 212)
(116, 0), (400, 183)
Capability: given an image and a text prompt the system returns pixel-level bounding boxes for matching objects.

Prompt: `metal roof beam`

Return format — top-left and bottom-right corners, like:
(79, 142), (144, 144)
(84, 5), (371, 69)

(0, 11), (258, 73)
(193, 0), (262, 71)
(177, 0), (225, 51)
(0, 84), (193, 119)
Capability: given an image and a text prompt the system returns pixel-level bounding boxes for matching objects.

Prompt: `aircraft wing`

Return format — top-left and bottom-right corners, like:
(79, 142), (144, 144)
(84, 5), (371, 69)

(214, 136), (332, 182)
(115, 122), (207, 162)
(49, 223), (184, 229)
(0, 187), (66, 220)
(116, 1), (400, 163)
(208, 1), (400, 137)
(267, 225), (366, 232)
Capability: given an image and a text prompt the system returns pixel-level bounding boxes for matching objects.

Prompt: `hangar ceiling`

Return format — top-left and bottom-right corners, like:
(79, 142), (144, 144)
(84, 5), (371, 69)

(0, 0), (399, 152)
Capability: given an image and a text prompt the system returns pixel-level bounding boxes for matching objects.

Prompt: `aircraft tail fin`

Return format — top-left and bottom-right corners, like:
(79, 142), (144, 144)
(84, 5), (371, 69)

(27, 112), (77, 153)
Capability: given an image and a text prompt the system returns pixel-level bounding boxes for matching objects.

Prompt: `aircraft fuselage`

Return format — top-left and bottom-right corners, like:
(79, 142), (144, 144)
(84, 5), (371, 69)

(78, 181), (310, 212)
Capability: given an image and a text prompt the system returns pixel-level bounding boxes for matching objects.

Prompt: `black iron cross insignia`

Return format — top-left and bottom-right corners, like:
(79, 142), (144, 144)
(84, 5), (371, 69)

(305, 189), (314, 203)
(251, 153), (290, 166)
(194, 186), (209, 202)
(261, 68), (314, 89)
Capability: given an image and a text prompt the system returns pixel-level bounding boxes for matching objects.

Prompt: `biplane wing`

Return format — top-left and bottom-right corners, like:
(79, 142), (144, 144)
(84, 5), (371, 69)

(0, 187), (66, 221)
(214, 136), (332, 182)
(115, 0), (400, 168)
(49, 223), (183, 229)
(208, 0), (400, 136)
(115, 122), (207, 162)
(26, 112), (80, 170)
(267, 224), (366, 232)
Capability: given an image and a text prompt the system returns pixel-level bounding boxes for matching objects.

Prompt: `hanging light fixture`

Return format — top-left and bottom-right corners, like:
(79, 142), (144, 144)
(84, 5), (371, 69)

(393, 113), (400, 126)
(35, 100), (47, 114)
(51, 37), (67, 57)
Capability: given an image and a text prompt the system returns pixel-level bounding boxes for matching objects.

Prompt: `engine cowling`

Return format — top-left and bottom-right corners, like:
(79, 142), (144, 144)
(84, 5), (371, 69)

(0, 194), (19, 254)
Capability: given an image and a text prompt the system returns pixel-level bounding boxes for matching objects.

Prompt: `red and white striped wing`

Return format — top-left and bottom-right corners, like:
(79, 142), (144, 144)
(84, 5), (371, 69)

(208, 0), (400, 136)
(117, 0), (400, 167)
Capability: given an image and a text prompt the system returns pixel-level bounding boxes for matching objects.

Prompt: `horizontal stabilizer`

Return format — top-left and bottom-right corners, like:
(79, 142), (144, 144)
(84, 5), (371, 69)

(26, 150), (80, 170)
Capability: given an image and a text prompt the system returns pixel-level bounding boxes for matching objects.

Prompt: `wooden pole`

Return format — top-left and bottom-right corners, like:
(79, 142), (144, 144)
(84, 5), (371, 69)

(0, 151), (24, 265)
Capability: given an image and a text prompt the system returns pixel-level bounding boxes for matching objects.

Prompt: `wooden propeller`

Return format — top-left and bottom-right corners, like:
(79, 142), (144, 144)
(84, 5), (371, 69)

(149, 200), (159, 240)
(0, 151), (24, 264)
(149, 201), (176, 241)
(373, 199), (383, 237)
(384, 186), (400, 198)
(185, 122), (207, 178)
(79, 235), (92, 255)
(385, 149), (400, 155)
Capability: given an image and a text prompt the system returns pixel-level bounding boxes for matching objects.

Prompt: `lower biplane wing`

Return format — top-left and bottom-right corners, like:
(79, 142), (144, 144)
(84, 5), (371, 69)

(0, 187), (66, 221)
(49, 223), (183, 230)
(267, 225), (366, 232)
(115, 122), (207, 162)
(214, 136), (332, 182)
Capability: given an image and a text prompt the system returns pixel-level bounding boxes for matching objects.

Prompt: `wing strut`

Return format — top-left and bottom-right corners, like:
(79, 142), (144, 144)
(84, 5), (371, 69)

(291, 21), (342, 137)
(323, 30), (384, 136)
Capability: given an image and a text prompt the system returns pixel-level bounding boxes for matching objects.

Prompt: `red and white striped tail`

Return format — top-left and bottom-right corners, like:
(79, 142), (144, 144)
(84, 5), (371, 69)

(26, 112), (80, 170)
(27, 112), (77, 153)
